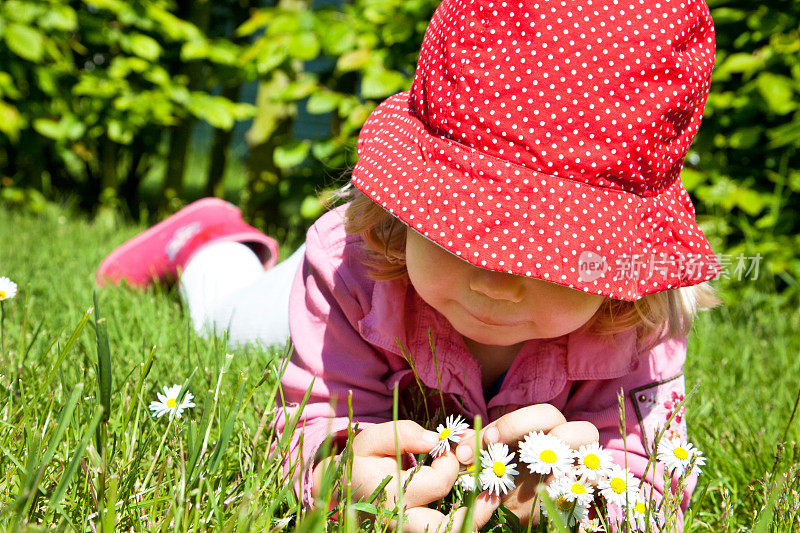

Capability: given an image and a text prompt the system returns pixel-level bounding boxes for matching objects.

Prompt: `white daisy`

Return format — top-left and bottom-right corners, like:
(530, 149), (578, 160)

(541, 478), (590, 527)
(551, 473), (595, 507)
(455, 462), (478, 492)
(657, 437), (706, 477)
(518, 430), (574, 476)
(430, 414), (469, 457)
(574, 442), (614, 481)
(149, 384), (195, 420)
(579, 517), (606, 532)
(598, 466), (638, 509)
(0, 277), (18, 301)
(628, 491), (656, 532)
(479, 442), (519, 496)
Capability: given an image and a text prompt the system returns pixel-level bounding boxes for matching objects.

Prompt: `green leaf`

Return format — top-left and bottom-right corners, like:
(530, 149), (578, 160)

(344, 103), (374, 129)
(710, 7), (746, 24)
(287, 32), (320, 60)
(236, 10), (275, 37)
(108, 120), (134, 144)
(146, 5), (203, 41)
(207, 41), (240, 65)
(311, 139), (337, 160)
(38, 5), (78, 32)
(256, 40), (288, 75)
(680, 167), (706, 191)
(0, 72), (22, 99)
(2, 1), (42, 24)
(728, 126), (762, 149)
(181, 40), (209, 61)
(306, 91), (341, 114)
(0, 101), (23, 141)
(767, 121), (800, 149)
(734, 188), (768, 216)
(266, 12), (302, 36)
(713, 53), (763, 81)
(276, 75), (318, 101)
(756, 73), (796, 115)
(300, 194), (324, 219)
(317, 19), (356, 55)
(33, 118), (65, 140)
(336, 49), (371, 72)
(187, 94), (236, 130)
(4, 23), (44, 62)
(274, 140), (310, 168)
(129, 34), (162, 61)
(361, 69), (408, 99)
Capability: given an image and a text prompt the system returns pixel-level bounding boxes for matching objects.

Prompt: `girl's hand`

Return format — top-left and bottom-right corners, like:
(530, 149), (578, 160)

(453, 404), (599, 526)
(313, 420), (500, 532)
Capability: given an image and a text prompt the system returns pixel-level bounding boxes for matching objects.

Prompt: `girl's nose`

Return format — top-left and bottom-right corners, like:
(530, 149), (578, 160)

(469, 268), (525, 303)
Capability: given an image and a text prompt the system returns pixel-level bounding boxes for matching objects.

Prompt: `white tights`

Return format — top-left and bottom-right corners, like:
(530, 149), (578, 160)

(178, 241), (306, 349)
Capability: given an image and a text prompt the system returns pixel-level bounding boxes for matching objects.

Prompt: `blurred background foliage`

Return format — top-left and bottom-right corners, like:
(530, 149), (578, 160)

(1, 0), (799, 304)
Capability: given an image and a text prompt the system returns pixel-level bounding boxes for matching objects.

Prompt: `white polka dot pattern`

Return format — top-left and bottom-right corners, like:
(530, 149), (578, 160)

(351, 0), (719, 301)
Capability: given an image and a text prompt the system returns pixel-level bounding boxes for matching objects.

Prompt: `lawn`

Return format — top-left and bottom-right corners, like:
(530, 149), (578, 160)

(0, 205), (798, 531)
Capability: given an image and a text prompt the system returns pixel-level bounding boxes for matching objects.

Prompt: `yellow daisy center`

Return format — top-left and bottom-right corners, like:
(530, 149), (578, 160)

(439, 428), (452, 440)
(610, 477), (626, 494)
(673, 447), (689, 460)
(571, 483), (587, 495)
(539, 449), (557, 463)
(466, 463), (476, 473)
(492, 461), (506, 477)
(166, 398), (177, 408)
(0, 290), (6, 299)
(584, 453), (600, 469)
(557, 496), (573, 511)
(635, 501), (647, 514)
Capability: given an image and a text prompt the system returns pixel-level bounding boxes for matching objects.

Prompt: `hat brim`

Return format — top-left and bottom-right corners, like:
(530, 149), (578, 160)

(352, 92), (719, 301)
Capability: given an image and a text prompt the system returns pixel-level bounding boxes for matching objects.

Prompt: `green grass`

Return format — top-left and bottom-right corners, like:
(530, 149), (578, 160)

(0, 205), (799, 531)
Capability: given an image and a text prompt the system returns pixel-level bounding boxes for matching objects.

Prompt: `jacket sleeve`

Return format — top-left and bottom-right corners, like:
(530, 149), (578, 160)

(563, 334), (695, 531)
(274, 223), (397, 507)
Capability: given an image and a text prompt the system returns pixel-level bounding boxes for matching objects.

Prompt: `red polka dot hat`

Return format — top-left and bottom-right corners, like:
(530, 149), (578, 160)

(351, 0), (720, 301)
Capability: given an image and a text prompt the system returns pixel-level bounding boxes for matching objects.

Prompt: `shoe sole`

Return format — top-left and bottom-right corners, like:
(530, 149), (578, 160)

(96, 198), (240, 287)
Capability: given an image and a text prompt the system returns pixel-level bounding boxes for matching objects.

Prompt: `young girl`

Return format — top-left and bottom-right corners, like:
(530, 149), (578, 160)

(97, 0), (721, 529)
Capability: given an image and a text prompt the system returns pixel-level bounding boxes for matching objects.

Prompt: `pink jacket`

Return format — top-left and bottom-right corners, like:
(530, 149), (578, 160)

(277, 206), (694, 525)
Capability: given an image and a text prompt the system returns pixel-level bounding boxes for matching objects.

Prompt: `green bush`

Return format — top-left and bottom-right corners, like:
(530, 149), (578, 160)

(686, 2), (800, 305)
(0, 0), (256, 215)
(236, 0), (439, 242)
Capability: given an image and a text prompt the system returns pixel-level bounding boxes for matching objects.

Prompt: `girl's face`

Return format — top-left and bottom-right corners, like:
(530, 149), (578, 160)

(405, 229), (606, 347)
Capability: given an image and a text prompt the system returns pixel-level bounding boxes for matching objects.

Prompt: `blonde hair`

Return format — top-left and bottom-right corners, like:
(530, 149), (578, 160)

(339, 185), (722, 348)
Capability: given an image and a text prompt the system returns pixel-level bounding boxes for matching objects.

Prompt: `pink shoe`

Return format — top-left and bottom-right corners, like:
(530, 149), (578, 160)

(96, 198), (279, 288)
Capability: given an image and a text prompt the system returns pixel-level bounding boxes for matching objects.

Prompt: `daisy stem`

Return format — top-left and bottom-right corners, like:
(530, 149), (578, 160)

(142, 416), (174, 489)
(566, 500), (576, 528)
(526, 473), (545, 533)
(1, 301), (5, 362)
(392, 384), (404, 533)
(593, 501), (610, 532)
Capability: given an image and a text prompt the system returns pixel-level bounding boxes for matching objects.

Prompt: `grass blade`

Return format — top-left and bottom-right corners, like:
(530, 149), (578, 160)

(208, 374), (246, 473)
(49, 406), (105, 511)
(41, 383), (85, 470)
(119, 345), (156, 437)
(36, 307), (93, 398)
(93, 292), (112, 423)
